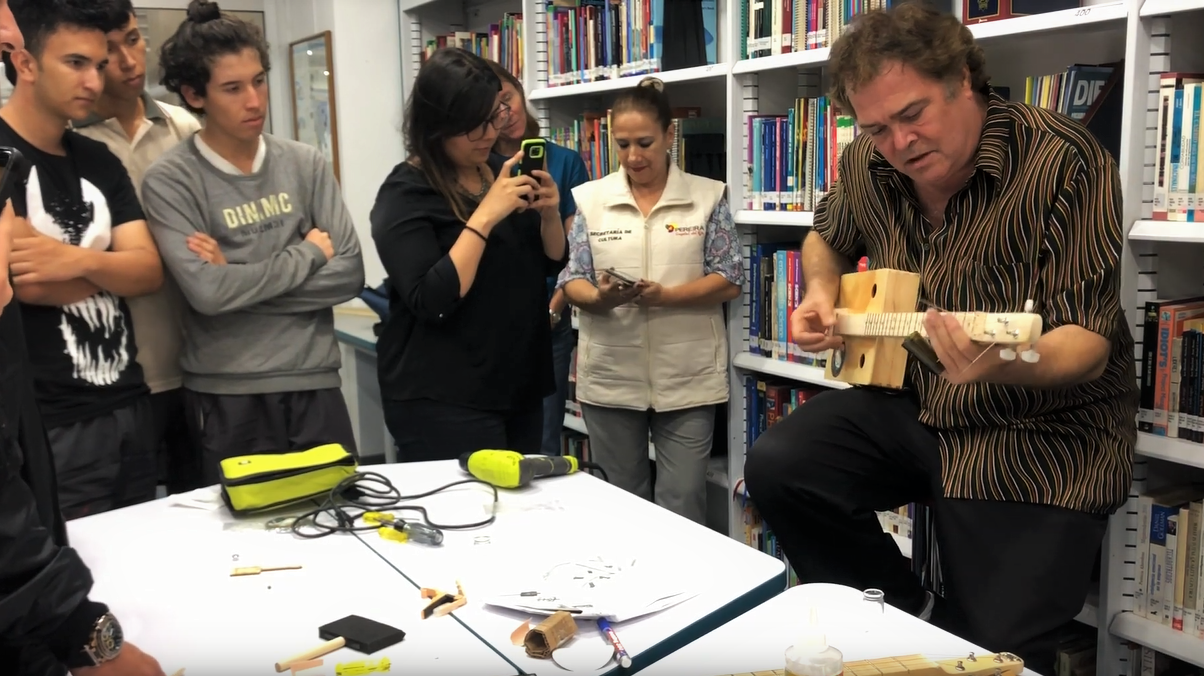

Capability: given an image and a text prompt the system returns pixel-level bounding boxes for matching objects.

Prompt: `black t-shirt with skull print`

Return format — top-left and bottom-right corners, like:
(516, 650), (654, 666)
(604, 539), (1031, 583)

(0, 118), (148, 429)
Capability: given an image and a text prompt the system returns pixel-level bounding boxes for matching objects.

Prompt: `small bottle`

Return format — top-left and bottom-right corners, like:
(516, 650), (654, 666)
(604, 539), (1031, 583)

(860, 588), (886, 632)
(784, 608), (844, 676)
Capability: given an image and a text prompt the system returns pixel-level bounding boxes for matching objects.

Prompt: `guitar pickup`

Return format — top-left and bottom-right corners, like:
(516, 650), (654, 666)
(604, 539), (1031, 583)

(902, 331), (945, 375)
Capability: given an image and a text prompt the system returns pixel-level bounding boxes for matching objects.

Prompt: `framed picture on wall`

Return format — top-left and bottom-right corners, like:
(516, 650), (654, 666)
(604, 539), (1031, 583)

(136, 7), (272, 133)
(289, 31), (340, 181)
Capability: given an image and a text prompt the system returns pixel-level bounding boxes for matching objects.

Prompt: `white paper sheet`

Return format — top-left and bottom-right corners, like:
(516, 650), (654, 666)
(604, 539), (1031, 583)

(480, 556), (698, 622)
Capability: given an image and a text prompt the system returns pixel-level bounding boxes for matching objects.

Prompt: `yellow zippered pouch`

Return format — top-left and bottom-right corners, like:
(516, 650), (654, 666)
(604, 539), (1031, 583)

(218, 444), (357, 514)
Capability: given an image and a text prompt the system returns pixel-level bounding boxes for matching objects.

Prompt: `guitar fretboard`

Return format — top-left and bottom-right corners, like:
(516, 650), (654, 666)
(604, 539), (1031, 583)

(835, 311), (975, 339)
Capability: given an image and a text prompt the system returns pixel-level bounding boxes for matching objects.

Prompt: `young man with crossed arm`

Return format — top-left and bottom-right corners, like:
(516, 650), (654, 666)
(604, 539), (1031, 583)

(1, 0), (162, 521)
(71, 4), (204, 495)
(142, 0), (364, 484)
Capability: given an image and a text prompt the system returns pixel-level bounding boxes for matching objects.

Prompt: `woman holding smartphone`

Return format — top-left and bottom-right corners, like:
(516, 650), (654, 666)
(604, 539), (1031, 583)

(370, 48), (567, 462)
(557, 78), (744, 524)
(486, 60), (590, 457)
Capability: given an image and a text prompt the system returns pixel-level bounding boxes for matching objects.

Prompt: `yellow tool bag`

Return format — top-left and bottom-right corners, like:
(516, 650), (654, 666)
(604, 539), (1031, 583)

(219, 444), (358, 515)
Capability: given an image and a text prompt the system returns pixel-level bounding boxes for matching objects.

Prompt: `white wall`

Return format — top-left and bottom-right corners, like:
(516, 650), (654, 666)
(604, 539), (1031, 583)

(138, 0), (265, 9)
(264, 0), (404, 288)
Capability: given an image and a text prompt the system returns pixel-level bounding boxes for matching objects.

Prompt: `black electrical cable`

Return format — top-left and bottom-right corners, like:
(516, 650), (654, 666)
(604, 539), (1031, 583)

(289, 471), (499, 539)
(579, 461), (609, 483)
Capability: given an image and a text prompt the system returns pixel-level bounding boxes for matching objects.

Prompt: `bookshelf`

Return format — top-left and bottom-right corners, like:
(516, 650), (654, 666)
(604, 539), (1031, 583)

(1140, 0), (1204, 16)
(392, 0), (1204, 672)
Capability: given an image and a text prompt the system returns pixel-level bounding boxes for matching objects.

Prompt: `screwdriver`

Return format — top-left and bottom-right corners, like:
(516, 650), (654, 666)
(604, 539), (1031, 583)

(365, 511), (444, 546)
(378, 521), (444, 546)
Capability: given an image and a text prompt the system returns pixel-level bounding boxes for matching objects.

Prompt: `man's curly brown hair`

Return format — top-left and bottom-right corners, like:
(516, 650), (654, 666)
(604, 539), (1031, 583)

(158, 0), (271, 116)
(827, 2), (989, 116)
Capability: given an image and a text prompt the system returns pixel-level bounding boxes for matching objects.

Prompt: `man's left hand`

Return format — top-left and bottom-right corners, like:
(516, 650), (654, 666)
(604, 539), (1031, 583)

(10, 232), (87, 284)
(924, 309), (1004, 385)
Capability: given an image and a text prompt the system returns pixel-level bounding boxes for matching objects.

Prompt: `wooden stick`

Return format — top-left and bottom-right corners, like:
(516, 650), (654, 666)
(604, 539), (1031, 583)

(231, 565), (303, 577)
(289, 658), (323, 673)
(169, 670), (185, 676)
(274, 637), (345, 672)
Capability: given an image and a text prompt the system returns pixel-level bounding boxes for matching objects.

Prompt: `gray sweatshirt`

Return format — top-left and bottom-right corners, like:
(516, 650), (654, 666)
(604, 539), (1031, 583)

(141, 134), (365, 395)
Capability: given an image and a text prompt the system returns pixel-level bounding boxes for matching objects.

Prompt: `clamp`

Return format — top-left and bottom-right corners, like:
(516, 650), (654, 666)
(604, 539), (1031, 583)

(420, 580), (466, 619)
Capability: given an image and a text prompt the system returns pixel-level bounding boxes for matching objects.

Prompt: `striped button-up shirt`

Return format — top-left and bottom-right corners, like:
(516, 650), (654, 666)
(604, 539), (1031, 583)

(814, 90), (1139, 514)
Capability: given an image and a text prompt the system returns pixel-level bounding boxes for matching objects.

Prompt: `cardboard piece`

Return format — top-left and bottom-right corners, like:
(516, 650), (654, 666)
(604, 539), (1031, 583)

(523, 611), (577, 658)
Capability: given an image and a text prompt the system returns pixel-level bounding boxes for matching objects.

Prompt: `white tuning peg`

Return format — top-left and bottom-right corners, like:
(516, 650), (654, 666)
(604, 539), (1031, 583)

(1021, 349), (1040, 363)
(1023, 299), (1034, 313)
(999, 348), (1017, 361)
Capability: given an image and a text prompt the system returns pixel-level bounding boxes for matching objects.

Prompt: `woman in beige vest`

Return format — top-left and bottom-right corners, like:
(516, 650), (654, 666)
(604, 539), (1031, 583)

(557, 78), (744, 525)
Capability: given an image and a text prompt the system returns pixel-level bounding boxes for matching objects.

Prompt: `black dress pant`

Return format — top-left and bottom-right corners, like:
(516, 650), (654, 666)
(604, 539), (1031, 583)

(744, 387), (1106, 676)
(150, 387), (203, 494)
(184, 388), (358, 486)
(47, 395), (158, 521)
(384, 398), (543, 463)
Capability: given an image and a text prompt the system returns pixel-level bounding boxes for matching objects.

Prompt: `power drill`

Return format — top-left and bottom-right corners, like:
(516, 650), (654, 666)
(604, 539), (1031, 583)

(458, 450), (580, 489)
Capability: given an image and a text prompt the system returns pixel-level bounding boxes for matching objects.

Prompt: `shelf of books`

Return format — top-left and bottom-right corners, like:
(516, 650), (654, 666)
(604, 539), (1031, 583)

(1104, 3), (1204, 674)
(734, 209), (813, 226)
(530, 63), (729, 100)
(1141, 0), (1204, 17)
(732, 353), (845, 390)
(398, 0), (1202, 670)
(1130, 220), (1204, 243)
(1138, 434), (1204, 470)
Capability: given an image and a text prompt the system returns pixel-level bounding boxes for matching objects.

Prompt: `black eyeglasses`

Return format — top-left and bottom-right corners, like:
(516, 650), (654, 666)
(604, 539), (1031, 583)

(465, 103), (512, 142)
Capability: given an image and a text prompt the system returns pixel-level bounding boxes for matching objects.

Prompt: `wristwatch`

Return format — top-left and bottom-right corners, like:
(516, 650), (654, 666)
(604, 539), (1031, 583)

(82, 612), (124, 666)
(549, 309), (562, 325)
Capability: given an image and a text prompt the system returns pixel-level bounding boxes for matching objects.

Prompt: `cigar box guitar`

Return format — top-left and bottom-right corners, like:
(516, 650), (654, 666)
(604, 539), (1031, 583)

(824, 269), (1044, 389)
(716, 650), (1025, 676)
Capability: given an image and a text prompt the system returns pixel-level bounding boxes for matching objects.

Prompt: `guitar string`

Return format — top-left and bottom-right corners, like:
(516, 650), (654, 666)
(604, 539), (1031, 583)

(918, 296), (1007, 372)
(841, 300), (1033, 371)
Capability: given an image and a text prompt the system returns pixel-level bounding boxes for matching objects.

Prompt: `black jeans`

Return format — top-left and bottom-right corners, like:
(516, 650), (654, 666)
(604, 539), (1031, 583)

(184, 388), (357, 486)
(540, 313), (575, 456)
(47, 395), (157, 520)
(744, 387), (1106, 676)
(385, 398), (542, 463)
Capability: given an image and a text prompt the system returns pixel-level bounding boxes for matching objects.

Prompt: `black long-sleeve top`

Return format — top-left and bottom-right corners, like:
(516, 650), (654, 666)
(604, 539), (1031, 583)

(370, 153), (566, 412)
(0, 302), (108, 671)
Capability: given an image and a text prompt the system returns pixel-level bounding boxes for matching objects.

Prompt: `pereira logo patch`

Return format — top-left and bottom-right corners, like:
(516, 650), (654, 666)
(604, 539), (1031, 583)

(665, 223), (704, 236)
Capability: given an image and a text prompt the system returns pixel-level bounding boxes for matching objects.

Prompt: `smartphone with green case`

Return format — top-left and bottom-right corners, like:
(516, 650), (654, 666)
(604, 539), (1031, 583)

(518, 137), (547, 177)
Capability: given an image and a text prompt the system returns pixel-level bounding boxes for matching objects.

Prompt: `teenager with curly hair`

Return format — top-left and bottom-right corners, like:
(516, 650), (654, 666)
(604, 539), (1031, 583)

(141, 0), (365, 485)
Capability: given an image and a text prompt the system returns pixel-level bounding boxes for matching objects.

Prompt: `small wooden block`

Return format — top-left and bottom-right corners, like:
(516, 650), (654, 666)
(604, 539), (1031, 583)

(827, 268), (920, 389)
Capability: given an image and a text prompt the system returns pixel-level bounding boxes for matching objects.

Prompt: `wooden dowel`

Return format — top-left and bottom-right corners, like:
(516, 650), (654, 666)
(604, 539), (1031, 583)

(231, 565), (303, 577)
(274, 637), (345, 672)
(289, 657), (324, 673)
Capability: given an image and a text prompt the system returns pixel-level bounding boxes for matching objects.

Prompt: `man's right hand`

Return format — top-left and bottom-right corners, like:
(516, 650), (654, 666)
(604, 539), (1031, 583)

(791, 292), (843, 353)
(70, 642), (165, 676)
(305, 228), (334, 260)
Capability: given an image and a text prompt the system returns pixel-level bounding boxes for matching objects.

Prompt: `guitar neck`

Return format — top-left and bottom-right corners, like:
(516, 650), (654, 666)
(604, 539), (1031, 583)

(835, 310), (975, 339)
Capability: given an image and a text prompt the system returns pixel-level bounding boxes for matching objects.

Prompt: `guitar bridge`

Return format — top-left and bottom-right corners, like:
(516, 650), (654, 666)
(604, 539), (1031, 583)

(902, 331), (945, 375)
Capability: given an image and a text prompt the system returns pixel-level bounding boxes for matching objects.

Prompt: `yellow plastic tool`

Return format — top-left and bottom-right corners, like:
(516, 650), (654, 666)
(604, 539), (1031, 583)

(335, 656), (391, 675)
